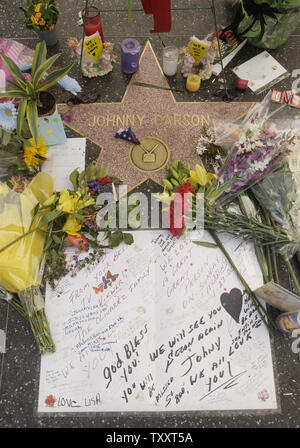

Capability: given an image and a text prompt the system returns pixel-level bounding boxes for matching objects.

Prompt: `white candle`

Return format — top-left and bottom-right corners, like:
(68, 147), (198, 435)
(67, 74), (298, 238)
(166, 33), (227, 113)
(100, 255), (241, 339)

(162, 46), (179, 77)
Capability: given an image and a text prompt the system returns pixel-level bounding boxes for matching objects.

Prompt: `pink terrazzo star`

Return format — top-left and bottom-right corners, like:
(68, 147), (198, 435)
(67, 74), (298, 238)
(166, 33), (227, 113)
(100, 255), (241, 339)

(59, 40), (255, 191)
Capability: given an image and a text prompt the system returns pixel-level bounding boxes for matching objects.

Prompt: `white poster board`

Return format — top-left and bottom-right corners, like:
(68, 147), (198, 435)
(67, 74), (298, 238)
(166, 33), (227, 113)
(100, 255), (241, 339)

(38, 230), (277, 412)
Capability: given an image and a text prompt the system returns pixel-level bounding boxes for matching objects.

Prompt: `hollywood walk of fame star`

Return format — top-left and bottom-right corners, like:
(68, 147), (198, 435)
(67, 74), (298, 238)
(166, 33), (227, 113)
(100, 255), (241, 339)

(58, 40), (255, 191)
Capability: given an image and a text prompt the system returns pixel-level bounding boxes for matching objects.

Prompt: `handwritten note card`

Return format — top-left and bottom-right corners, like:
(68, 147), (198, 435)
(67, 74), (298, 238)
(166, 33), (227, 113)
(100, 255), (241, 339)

(38, 231), (277, 413)
(41, 138), (86, 192)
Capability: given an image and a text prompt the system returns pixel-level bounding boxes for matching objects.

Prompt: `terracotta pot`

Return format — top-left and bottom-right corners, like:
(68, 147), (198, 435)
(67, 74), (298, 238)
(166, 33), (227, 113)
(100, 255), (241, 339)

(37, 91), (56, 117)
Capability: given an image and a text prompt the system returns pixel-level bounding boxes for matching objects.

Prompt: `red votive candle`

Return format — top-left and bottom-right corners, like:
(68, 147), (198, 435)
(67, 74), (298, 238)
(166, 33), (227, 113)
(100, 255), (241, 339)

(84, 6), (104, 42)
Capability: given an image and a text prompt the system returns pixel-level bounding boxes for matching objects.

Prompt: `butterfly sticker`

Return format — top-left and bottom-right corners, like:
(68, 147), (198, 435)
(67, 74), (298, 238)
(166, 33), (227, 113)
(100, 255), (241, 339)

(92, 271), (119, 294)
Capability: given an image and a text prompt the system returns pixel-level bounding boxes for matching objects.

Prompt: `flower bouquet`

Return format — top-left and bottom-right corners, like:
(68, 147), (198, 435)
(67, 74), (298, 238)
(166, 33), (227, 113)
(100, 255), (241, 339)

(19, 0), (59, 46)
(0, 172), (55, 354)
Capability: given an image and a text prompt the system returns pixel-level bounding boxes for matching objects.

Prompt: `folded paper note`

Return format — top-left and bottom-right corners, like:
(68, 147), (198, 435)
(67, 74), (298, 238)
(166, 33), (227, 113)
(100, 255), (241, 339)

(38, 114), (67, 146)
(232, 52), (289, 94)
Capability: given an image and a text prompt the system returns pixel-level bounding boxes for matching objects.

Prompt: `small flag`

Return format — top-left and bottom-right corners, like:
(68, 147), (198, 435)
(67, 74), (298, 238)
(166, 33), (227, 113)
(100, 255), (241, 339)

(114, 127), (140, 144)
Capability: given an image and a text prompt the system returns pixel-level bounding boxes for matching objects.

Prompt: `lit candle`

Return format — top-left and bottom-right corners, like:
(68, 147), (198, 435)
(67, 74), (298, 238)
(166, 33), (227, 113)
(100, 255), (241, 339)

(186, 74), (201, 92)
(121, 39), (141, 74)
(162, 46), (179, 77)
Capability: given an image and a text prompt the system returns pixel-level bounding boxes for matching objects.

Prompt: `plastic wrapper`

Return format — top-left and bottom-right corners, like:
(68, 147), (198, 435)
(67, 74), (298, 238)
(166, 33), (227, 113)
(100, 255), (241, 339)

(215, 90), (298, 207)
(0, 172), (56, 353)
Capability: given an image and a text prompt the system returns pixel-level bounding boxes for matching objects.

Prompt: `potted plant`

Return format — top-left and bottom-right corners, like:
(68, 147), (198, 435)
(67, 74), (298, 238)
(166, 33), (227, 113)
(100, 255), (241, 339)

(19, 0), (59, 46)
(0, 40), (74, 147)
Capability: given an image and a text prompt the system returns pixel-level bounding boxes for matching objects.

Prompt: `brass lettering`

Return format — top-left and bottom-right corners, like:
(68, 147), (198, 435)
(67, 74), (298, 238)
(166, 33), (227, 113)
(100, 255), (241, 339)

(97, 115), (106, 127)
(88, 115), (97, 127)
(201, 114), (211, 127)
(191, 114), (200, 126)
(116, 114), (126, 128)
(173, 113), (182, 127)
(154, 114), (163, 125)
(106, 115), (115, 126)
(126, 114), (135, 127)
(164, 115), (172, 126)
(183, 114), (190, 126)
(136, 114), (146, 126)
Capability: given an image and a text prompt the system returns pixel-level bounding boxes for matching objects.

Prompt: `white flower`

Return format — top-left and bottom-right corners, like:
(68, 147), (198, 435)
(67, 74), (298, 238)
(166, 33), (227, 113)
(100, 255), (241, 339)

(0, 101), (17, 131)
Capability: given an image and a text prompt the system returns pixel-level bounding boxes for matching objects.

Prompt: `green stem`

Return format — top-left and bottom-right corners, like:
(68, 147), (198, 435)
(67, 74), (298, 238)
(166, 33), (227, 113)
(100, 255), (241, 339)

(80, 0), (89, 71)
(283, 255), (300, 296)
(271, 247), (279, 284)
(0, 226), (40, 254)
(209, 230), (275, 337)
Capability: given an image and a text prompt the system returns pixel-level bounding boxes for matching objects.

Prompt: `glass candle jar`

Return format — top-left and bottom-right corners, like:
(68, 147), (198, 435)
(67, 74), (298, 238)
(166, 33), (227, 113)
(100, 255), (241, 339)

(83, 6), (105, 42)
(162, 46), (179, 76)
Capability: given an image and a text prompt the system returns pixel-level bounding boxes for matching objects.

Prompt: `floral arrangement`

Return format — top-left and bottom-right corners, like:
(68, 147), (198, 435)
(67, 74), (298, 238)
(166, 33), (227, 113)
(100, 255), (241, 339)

(179, 35), (217, 80)
(68, 38), (116, 78)
(0, 164), (133, 353)
(217, 116), (296, 205)
(19, 0), (59, 31)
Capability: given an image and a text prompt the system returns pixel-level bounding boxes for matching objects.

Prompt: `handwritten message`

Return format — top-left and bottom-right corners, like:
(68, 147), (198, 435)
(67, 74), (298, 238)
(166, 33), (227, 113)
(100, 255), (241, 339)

(38, 231), (277, 412)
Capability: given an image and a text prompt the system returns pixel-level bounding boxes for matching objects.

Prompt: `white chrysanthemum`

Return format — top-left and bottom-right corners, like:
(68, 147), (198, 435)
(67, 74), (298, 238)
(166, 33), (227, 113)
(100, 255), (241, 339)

(0, 101), (17, 131)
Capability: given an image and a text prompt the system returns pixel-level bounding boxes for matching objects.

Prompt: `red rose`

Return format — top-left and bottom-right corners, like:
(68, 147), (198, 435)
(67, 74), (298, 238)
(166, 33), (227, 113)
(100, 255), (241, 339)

(168, 201), (184, 237)
(45, 394), (56, 407)
(98, 176), (113, 186)
(176, 182), (195, 196)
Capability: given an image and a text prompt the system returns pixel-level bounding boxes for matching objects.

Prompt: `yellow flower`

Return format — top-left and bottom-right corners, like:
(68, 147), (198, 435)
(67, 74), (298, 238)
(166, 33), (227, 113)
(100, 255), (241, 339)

(49, 24), (55, 30)
(39, 18), (46, 26)
(34, 3), (42, 12)
(24, 146), (40, 168)
(43, 194), (56, 208)
(35, 12), (42, 19)
(23, 137), (48, 168)
(31, 15), (38, 25)
(189, 164), (218, 189)
(56, 189), (83, 213)
(62, 215), (82, 236)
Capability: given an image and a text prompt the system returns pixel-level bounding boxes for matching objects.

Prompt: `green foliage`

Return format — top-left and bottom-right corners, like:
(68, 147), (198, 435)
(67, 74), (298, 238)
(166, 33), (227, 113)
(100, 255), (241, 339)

(0, 41), (74, 146)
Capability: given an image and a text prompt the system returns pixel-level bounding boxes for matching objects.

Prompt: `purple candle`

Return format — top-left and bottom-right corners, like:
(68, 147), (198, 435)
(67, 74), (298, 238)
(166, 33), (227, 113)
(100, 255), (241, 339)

(121, 39), (141, 74)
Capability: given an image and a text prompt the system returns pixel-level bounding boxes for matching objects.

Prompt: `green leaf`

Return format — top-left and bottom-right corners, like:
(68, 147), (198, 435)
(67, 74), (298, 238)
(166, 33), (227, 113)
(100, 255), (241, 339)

(17, 99), (28, 137)
(40, 209), (63, 226)
(0, 89), (28, 99)
(123, 233), (134, 245)
(69, 169), (79, 191)
(52, 234), (62, 245)
(0, 53), (26, 85)
(32, 53), (61, 89)
(36, 62), (74, 91)
(31, 41), (47, 77)
(26, 100), (39, 146)
(108, 230), (124, 248)
(193, 241), (218, 248)
(7, 79), (27, 92)
(2, 130), (12, 146)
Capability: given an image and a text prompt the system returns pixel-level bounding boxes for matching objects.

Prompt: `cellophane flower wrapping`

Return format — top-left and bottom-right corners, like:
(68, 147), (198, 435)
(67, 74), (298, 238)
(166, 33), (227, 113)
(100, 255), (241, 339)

(215, 90), (298, 207)
(0, 172), (56, 354)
